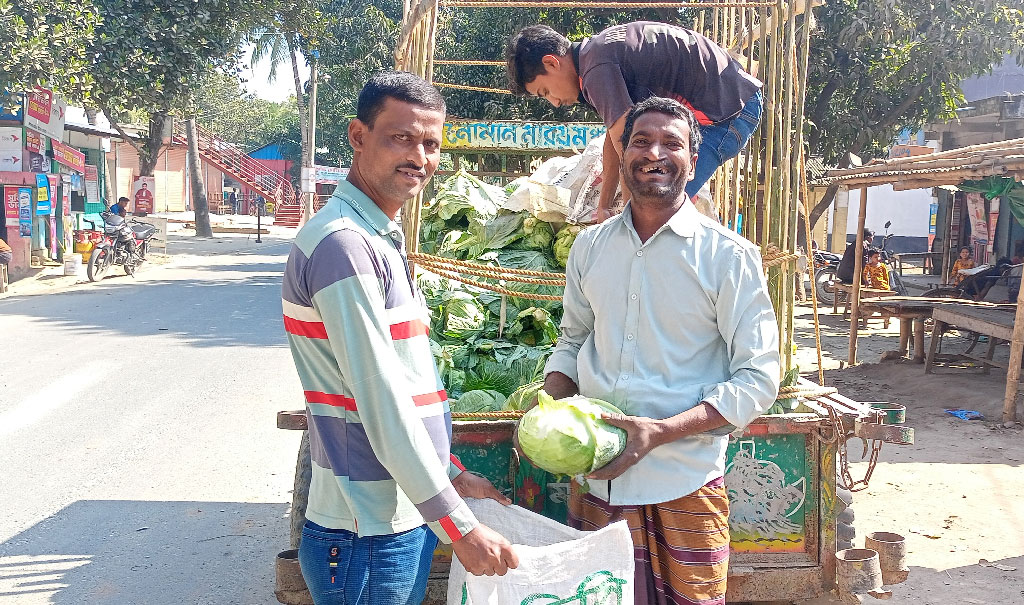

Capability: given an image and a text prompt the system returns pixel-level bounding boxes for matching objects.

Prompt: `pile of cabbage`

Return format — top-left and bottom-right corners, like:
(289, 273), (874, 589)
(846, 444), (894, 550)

(418, 172), (582, 413)
(517, 390), (626, 476)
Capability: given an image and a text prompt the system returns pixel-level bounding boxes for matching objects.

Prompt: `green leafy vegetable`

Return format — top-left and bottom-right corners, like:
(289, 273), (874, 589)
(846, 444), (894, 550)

(452, 390), (507, 413)
(517, 390), (627, 476)
(553, 224), (583, 268)
(505, 380), (544, 411)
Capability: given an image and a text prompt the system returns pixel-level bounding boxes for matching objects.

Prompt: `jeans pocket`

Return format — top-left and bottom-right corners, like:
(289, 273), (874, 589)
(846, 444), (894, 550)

(299, 525), (355, 603)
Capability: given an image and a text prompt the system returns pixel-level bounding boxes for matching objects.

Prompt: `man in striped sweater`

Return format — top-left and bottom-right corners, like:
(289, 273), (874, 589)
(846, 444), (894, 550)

(283, 71), (518, 604)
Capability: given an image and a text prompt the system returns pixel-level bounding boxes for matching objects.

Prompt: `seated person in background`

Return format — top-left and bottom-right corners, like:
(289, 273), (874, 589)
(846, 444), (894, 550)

(862, 248), (891, 290)
(950, 246), (974, 286)
(837, 228), (874, 284)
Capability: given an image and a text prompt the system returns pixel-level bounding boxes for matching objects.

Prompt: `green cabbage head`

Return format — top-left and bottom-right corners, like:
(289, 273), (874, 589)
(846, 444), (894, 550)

(553, 224), (583, 268)
(505, 380), (544, 411)
(518, 390), (626, 476)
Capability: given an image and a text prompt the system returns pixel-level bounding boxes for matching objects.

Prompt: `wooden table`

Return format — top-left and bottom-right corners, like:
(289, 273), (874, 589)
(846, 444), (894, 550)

(926, 303), (1017, 373)
(832, 283), (894, 317)
(859, 297), (942, 362)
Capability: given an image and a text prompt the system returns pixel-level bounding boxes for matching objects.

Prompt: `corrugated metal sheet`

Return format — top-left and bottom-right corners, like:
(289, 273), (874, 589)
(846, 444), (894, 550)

(249, 143), (284, 160)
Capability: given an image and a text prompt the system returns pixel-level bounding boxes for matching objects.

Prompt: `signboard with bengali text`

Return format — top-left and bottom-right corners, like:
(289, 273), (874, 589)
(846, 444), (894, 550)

(51, 139), (86, 172)
(4, 185), (19, 220)
(442, 121), (606, 151)
(24, 88), (66, 141)
(25, 128), (42, 153)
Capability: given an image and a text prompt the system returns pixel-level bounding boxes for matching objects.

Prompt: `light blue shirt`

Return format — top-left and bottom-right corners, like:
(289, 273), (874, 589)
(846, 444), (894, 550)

(545, 201), (781, 505)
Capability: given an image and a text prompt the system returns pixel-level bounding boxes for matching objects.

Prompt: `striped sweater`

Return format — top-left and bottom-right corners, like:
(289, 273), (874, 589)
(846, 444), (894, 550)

(282, 180), (478, 544)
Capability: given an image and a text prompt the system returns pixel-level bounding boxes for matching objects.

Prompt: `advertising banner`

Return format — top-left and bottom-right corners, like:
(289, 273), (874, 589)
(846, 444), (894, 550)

(18, 187), (32, 236)
(965, 192), (988, 244)
(24, 88), (66, 141)
(132, 175), (155, 214)
(4, 185), (19, 220)
(0, 126), (22, 152)
(51, 139), (86, 172)
(84, 165), (99, 205)
(24, 128), (42, 153)
(36, 173), (51, 215)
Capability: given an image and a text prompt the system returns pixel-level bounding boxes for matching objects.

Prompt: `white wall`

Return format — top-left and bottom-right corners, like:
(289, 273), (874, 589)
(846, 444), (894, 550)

(844, 185), (935, 238)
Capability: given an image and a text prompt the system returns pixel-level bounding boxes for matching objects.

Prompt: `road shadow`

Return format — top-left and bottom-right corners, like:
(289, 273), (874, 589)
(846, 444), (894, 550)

(0, 257), (290, 349)
(0, 500), (289, 604)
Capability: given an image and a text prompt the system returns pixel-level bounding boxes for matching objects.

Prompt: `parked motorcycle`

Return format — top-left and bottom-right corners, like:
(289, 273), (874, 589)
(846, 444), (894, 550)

(85, 215), (158, 281)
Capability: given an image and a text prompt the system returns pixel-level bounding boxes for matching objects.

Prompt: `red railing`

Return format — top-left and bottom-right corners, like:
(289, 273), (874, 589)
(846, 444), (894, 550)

(172, 121), (298, 208)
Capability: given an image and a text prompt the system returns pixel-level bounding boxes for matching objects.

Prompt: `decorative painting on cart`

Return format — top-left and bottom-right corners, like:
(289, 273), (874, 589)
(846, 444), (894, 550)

(725, 435), (810, 553)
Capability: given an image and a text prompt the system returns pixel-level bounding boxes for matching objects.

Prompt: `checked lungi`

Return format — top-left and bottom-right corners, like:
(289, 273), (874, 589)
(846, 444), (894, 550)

(568, 477), (730, 605)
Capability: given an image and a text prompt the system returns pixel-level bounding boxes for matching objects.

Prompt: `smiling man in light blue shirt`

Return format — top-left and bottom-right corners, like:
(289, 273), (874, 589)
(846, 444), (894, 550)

(541, 96), (780, 605)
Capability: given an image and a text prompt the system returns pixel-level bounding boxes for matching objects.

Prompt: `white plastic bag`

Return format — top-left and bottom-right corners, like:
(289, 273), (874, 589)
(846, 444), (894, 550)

(447, 498), (634, 605)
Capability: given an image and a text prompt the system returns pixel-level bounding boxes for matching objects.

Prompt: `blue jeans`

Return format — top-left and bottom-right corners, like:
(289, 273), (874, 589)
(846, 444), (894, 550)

(298, 521), (438, 605)
(686, 91), (763, 198)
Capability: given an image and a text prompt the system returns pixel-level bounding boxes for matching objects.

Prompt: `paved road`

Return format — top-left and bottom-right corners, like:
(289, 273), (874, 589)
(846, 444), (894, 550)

(0, 240), (303, 604)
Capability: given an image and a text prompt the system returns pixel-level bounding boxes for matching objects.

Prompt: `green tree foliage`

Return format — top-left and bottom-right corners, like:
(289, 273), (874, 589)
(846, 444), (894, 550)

(0, 0), (99, 106)
(807, 0), (1024, 164)
(192, 71), (301, 153)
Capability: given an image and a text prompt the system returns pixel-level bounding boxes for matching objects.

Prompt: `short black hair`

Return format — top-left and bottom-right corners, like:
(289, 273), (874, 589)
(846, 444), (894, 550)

(620, 97), (702, 154)
(506, 25), (571, 95)
(356, 71), (446, 128)
(959, 246), (972, 254)
(863, 228), (874, 239)
(867, 247), (882, 258)
(118, 196), (129, 204)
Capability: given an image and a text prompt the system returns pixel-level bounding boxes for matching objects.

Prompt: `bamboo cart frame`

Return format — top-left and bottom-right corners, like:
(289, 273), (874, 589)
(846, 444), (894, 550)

(819, 139), (1024, 423)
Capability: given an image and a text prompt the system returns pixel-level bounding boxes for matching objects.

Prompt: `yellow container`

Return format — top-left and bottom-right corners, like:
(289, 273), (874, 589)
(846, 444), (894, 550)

(75, 241), (94, 262)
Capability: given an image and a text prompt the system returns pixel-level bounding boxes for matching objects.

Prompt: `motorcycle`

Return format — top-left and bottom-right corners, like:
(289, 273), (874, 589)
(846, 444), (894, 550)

(813, 249), (842, 305)
(85, 214), (158, 281)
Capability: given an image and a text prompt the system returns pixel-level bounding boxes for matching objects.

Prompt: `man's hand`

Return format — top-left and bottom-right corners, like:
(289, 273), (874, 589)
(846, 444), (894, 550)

(593, 206), (615, 223)
(451, 524), (520, 576)
(587, 413), (665, 481)
(452, 472), (511, 506)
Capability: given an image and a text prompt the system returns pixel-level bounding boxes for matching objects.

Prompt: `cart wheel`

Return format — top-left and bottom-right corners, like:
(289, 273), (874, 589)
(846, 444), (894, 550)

(290, 431), (312, 549)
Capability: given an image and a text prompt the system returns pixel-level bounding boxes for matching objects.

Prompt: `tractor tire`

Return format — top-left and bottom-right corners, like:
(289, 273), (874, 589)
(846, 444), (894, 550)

(289, 431), (312, 549)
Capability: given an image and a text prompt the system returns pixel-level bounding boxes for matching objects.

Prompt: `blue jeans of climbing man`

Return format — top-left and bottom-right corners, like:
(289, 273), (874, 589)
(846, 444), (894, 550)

(298, 521), (437, 605)
(685, 91), (764, 198)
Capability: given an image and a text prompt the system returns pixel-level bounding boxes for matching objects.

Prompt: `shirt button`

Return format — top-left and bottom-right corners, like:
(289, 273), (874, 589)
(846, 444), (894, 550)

(636, 250), (644, 257)
(626, 334), (634, 341)
(630, 293), (638, 300)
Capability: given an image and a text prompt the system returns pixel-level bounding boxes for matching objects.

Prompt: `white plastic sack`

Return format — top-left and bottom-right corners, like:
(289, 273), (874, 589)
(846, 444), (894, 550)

(447, 498), (634, 605)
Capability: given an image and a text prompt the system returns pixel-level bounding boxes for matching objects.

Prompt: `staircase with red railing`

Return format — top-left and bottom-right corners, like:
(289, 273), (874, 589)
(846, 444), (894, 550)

(172, 122), (303, 227)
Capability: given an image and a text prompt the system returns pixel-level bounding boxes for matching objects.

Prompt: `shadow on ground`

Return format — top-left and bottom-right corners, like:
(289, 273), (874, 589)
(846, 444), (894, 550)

(0, 500), (289, 604)
(0, 255), (290, 349)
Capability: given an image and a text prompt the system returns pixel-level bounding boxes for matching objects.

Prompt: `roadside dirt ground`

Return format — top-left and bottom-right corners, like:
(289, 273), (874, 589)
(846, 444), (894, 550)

(791, 303), (1024, 605)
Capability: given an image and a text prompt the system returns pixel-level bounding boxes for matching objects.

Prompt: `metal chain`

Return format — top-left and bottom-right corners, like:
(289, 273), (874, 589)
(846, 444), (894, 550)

(828, 404), (884, 493)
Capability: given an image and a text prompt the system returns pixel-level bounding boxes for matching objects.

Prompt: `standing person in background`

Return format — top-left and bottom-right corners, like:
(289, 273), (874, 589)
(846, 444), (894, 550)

(506, 21), (763, 222)
(228, 188), (239, 214)
(282, 72), (517, 605)
(533, 97), (780, 605)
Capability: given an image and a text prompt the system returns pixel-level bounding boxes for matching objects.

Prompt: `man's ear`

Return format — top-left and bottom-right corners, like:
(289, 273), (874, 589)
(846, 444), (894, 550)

(541, 54), (561, 72)
(349, 119), (367, 153)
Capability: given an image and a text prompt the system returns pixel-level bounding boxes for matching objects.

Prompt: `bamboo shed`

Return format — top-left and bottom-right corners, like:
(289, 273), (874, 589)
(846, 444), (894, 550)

(820, 138), (1024, 422)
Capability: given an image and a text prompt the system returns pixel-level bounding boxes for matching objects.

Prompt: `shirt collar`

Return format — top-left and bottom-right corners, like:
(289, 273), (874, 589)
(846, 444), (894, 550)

(332, 180), (401, 238)
(621, 199), (699, 241)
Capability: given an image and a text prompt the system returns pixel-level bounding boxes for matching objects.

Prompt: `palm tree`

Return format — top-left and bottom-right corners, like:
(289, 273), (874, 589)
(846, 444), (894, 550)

(249, 27), (310, 172)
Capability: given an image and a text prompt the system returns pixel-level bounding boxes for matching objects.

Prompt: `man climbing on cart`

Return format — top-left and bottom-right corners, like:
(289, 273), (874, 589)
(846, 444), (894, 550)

(506, 21), (763, 222)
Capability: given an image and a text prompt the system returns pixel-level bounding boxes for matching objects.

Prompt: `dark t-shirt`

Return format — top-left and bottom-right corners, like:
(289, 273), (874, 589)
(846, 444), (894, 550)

(574, 21), (762, 127)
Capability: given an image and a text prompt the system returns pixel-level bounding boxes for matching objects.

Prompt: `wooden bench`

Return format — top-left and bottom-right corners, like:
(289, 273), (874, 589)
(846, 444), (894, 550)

(926, 303), (1017, 374)
(833, 282), (896, 327)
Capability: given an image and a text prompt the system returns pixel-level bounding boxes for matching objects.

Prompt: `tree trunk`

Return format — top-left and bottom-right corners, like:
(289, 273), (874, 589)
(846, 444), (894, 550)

(186, 118), (214, 238)
(288, 36), (310, 170)
(808, 182), (840, 229)
(139, 112), (170, 177)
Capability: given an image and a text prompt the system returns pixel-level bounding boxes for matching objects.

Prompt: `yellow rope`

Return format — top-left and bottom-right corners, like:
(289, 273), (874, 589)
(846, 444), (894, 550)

(427, 265), (565, 301)
(452, 410), (526, 420)
(417, 258), (566, 285)
(777, 385), (838, 399)
(442, 1), (775, 7)
(409, 252), (567, 279)
(435, 59), (506, 66)
(435, 82), (512, 94)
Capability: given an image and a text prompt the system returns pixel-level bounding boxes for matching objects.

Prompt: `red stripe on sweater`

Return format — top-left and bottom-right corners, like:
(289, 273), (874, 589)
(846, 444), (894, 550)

(413, 390), (448, 406)
(439, 516), (463, 541)
(390, 319), (429, 340)
(284, 315), (328, 339)
(304, 390), (357, 411)
(450, 454), (466, 472)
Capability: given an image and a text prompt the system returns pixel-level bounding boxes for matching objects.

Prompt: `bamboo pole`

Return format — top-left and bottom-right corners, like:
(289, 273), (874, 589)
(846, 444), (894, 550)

(1002, 269), (1024, 423)
(802, 150), (825, 385)
(848, 186), (868, 365)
